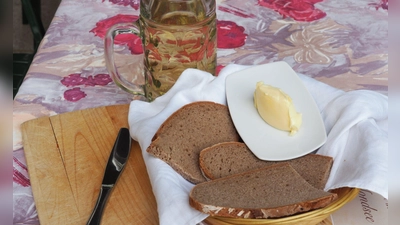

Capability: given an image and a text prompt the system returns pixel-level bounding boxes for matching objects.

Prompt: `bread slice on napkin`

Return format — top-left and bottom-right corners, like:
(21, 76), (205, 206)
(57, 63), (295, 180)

(189, 163), (338, 219)
(199, 142), (333, 189)
(146, 101), (240, 184)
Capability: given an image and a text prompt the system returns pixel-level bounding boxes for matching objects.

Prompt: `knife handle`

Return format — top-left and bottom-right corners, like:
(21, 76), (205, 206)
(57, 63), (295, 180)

(86, 185), (113, 225)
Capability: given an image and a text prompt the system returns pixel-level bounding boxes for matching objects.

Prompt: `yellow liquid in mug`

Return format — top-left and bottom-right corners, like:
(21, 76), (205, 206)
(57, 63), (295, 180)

(139, 1), (217, 100)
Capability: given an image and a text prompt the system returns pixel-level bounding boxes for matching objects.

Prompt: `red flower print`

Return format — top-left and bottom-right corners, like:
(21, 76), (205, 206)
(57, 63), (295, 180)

(217, 20), (247, 49)
(258, 0), (326, 22)
(13, 157), (30, 187)
(61, 73), (113, 102)
(13, 169), (30, 187)
(218, 5), (256, 19)
(369, 0), (388, 10)
(115, 33), (143, 54)
(92, 74), (113, 86)
(61, 73), (112, 87)
(90, 14), (143, 54)
(60, 73), (87, 87)
(103, 0), (140, 10)
(64, 87), (87, 102)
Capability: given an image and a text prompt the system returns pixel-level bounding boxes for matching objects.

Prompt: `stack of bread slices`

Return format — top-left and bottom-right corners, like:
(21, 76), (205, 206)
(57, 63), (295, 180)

(146, 101), (337, 219)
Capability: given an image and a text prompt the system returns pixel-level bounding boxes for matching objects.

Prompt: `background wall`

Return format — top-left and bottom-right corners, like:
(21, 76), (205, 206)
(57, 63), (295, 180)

(13, 0), (61, 53)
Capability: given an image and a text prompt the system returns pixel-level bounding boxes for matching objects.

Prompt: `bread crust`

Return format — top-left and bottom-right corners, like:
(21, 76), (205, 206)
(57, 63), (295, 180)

(189, 193), (337, 219)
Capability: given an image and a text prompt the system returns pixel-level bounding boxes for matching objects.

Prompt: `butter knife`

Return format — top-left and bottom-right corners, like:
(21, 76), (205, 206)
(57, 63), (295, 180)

(86, 128), (132, 225)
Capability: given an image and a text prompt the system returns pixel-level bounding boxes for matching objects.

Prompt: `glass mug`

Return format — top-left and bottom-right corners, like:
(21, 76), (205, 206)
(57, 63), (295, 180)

(105, 0), (217, 101)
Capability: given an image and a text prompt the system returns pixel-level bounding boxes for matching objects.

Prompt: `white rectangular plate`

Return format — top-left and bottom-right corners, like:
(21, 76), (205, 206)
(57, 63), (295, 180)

(225, 61), (327, 161)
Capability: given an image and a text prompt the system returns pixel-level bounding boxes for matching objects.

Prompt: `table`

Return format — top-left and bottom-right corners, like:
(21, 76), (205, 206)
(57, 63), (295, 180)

(13, 0), (388, 224)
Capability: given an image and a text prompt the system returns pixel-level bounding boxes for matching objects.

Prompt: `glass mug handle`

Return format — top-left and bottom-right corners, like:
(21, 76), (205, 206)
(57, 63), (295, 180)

(104, 22), (146, 97)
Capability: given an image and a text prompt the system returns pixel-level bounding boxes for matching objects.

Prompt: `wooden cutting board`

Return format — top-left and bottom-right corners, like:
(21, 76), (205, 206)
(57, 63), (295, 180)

(21, 104), (158, 225)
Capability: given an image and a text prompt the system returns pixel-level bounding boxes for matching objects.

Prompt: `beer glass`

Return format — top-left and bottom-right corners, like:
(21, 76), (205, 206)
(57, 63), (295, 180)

(104, 0), (217, 101)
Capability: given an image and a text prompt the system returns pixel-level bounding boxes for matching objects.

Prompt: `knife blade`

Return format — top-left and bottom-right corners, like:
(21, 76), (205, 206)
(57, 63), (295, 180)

(86, 127), (132, 225)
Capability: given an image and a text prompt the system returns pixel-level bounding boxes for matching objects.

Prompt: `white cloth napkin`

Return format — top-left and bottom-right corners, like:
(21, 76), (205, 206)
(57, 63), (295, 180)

(128, 64), (388, 225)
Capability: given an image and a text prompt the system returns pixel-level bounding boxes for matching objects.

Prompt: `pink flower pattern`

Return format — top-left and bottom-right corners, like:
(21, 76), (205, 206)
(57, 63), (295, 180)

(258, 0), (326, 22)
(217, 20), (248, 49)
(13, 169), (31, 187)
(61, 73), (112, 87)
(61, 73), (113, 102)
(90, 14), (143, 54)
(63, 87), (87, 102)
(13, 157), (30, 187)
(369, 0), (388, 10)
(218, 5), (256, 18)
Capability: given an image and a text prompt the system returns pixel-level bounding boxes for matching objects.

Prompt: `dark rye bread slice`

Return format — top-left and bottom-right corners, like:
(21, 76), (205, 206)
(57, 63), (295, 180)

(146, 101), (240, 184)
(199, 142), (333, 189)
(189, 163), (338, 219)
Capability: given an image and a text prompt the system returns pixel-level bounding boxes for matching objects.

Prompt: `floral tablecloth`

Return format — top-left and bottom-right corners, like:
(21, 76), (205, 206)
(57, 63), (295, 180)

(13, 0), (388, 223)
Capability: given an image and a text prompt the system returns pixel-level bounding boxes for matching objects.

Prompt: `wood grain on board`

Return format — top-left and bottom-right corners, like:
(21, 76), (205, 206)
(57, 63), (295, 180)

(21, 104), (158, 225)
